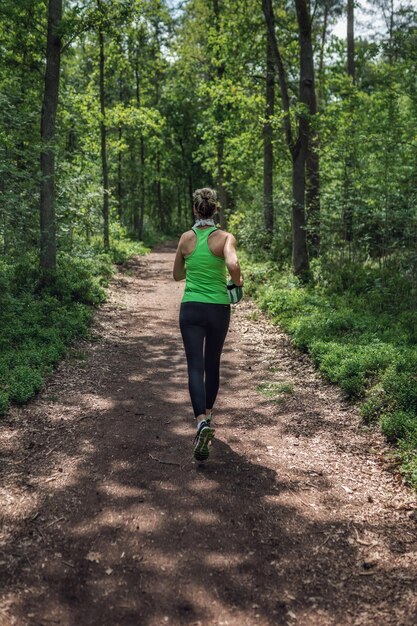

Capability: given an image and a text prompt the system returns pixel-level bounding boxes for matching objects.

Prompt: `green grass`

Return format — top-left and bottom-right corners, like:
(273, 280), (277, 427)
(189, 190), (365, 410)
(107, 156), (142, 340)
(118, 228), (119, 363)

(0, 236), (149, 416)
(257, 381), (295, 399)
(241, 251), (417, 487)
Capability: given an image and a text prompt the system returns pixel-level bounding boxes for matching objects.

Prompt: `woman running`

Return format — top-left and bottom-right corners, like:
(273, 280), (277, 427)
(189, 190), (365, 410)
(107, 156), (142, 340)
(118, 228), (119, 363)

(173, 187), (243, 461)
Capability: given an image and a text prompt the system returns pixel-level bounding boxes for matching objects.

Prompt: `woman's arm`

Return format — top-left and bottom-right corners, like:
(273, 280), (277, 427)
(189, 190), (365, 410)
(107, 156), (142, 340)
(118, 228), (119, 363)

(224, 233), (243, 286)
(173, 236), (186, 281)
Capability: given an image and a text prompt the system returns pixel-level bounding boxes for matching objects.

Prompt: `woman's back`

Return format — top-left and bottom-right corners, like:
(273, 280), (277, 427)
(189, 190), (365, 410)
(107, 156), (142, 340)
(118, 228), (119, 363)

(181, 226), (229, 305)
(180, 226), (228, 258)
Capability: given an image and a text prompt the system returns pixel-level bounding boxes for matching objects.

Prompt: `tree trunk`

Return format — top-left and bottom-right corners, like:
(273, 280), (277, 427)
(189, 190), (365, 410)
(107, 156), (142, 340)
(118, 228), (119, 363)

(296, 0), (320, 261)
(213, 0), (228, 230)
(134, 54), (145, 240)
(1, 164), (7, 255)
(344, 0), (355, 245)
(117, 124), (123, 221)
(314, 3), (329, 255)
(263, 35), (274, 236)
(261, 0), (294, 151)
(97, 0), (110, 251)
(343, 161), (354, 245)
(317, 4), (329, 108)
(217, 134), (227, 229)
(347, 0), (355, 82)
(292, 147), (309, 275)
(138, 136), (145, 239)
(262, 0), (310, 276)
(40, 0), (62, 279)
(156, 154), (163, 230)
(188, 175), (194, 226)
(177, 187), (182, 225)
(306, 139), (320, 256)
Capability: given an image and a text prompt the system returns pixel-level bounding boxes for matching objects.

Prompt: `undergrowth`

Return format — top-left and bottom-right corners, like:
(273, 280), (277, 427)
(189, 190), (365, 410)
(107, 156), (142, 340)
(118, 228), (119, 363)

(0, 236), (150, 416)
(241, 251), (417, 487)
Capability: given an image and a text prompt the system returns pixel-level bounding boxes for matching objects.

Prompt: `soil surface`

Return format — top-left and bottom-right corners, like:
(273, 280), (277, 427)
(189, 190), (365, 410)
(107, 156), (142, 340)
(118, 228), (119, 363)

(1, 242), (417, 626)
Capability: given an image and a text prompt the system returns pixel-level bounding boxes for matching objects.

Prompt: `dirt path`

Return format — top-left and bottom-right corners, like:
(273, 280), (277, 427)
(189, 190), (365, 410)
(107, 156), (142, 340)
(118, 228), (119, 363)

(1, 242), (417, 626)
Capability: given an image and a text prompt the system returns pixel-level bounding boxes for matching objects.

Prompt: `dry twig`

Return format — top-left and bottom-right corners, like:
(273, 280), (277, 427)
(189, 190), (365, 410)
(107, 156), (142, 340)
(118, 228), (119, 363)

(148, 453), (180, 467)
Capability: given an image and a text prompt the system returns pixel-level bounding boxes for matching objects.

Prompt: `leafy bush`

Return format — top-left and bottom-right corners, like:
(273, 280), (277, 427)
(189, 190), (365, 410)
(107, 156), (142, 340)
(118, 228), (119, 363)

(241, 252), (417, 485)
(89, 226), (151, 266)
(360, 385), (387, 423)
(380, 411), (417, 443)
(9, 366), (44, 404)
(109, 239), (151, 265)
(50, 254), (110, 306)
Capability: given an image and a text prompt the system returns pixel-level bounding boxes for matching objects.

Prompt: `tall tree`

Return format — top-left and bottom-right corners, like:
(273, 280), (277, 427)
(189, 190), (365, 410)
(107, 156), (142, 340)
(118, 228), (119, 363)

(299, 0), (320, 258)
(96, 0), (110, 250)
(343, 0), (356, 245)
(295, 0), (320, 264)
(263, 34), (274, 236)
(262, 0), (311, 276)
(213, 0), (228, 229)
(40, 0), (63, 279)
(132, 32), (146, 239)
(347, 0), (355, 81)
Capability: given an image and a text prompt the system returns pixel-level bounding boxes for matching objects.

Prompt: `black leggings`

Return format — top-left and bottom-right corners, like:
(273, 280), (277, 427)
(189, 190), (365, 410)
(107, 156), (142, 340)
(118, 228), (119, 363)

(179, 302), (231, 418)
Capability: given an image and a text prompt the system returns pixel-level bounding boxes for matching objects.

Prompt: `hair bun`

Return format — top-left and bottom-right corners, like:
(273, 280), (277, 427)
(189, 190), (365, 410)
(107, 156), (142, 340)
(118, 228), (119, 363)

(192, 187), (218, 219)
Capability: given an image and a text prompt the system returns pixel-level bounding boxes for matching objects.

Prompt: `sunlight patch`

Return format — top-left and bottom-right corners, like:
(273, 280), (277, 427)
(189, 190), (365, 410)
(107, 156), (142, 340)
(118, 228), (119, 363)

(188, 479), (219, 492)
(191, 509), (219, 524)
(204, 552), (246, 568)
(98, 481), (146, 498)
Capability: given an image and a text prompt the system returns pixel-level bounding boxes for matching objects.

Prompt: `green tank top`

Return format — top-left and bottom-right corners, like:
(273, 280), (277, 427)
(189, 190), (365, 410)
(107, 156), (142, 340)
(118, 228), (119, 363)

(182, 227), (229, 305)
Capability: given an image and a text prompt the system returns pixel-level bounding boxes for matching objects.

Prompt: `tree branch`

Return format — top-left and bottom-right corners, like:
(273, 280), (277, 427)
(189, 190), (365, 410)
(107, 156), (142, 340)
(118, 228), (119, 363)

(261, 0), (295, 156)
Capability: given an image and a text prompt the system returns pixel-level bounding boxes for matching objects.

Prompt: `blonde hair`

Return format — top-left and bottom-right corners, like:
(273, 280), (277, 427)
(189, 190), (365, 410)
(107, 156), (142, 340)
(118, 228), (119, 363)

(192, 188), (219, 218)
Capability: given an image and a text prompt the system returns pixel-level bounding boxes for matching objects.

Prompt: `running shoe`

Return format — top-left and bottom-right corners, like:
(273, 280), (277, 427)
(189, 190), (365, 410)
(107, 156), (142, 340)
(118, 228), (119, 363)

(193, 420), (215, 461)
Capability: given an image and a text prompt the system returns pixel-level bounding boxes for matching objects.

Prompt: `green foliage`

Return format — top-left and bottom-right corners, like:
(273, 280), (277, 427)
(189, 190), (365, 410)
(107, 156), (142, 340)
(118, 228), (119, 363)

(52, 253), (110, 305)
(0, 239), (149, 417)
(0, 289), (90, 416)
(243, 252), (417, 484)
(380, 411), (417, 443)
(101, 223), (151, 263)
(228, 211), (273, 260)
(9, 366), (45, 404)
(108, 239), (151, 265)
(360, 385), (387, 423)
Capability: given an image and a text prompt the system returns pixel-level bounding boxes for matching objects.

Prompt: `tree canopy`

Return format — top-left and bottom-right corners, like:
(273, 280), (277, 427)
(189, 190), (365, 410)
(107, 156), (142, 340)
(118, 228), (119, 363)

(0, 0), (415, 275)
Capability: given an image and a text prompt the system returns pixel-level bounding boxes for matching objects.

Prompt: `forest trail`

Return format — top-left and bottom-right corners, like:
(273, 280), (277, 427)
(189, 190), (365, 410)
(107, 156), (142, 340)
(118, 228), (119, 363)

(1, 242), (417, 626)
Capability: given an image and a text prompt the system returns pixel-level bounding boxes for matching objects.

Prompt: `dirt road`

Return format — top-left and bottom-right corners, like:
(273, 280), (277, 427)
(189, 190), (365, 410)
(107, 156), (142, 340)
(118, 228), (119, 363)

(1, 242), (417, 626)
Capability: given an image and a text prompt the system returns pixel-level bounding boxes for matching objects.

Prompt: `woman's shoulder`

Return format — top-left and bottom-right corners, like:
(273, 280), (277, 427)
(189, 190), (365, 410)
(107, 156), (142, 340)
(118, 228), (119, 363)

(213, 227), (230, 238)
(219, 230), (236, 243)
(179, 229), (196, 241)
(179, 229), (197, 256)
